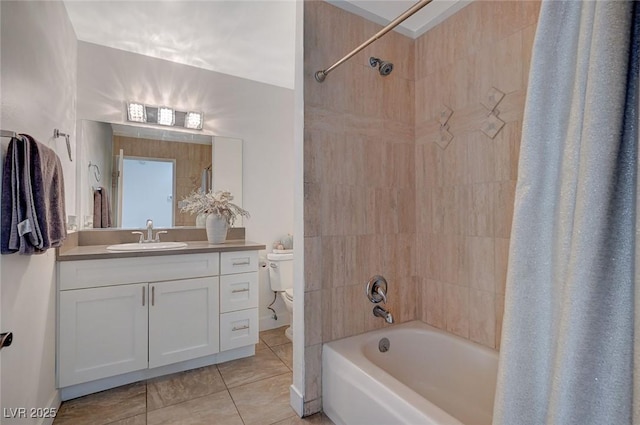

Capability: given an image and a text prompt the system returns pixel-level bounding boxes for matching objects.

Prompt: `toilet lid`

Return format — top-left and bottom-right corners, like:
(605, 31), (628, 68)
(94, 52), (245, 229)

(285, 288), (294, 301)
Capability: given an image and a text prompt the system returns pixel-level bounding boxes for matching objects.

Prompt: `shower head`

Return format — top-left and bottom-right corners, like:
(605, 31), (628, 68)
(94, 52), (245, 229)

(369, 57), (394, 77)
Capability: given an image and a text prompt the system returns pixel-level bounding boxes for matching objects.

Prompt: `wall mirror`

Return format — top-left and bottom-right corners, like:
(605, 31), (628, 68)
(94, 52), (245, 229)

(76, 120), (242, 229)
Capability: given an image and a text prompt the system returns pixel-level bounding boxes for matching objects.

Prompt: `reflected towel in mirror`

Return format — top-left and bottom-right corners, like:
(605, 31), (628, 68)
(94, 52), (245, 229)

(93, 187), (111, 228)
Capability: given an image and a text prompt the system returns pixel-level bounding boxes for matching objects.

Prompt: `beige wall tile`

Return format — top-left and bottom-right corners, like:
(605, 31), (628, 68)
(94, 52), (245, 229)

(424, 279), (445, 329)
(321, 236), (356, 288)
(494, 180), (516, 239)
(382, 233), (416, 281)
(495, 294), (506, 350)
(382, 77), (415, 125)
(491, 31), (524, 94)
(451, 57), (473, 110)
(494, 237), (510, 295)
(304, 183), (321, 237)
(467, 131), (497, 183)
(304, 344), (323, 401)
(305, 290), (323, 347)
(356, 234), (384, 281)
(443, 282), (469, 338)
(467, 236), (495, 292)
(494, 120), (522, 182)
(416, 142), (443, 188)
(468, 183), (496, 237)
(391, 143), (416, 188)
(398, 188), (416, 234)
(304, 236), (323, 292)
(469, 289), (496, 348)
(442, 135), (468, 186)
(416, 187), (433, 233)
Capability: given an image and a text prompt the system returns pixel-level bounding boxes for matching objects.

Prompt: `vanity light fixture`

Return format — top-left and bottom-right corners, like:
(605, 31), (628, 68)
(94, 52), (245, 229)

(185, 112), (204, 130)
(127, 102), (146, 123)
(126, 102), (204, 130)
(157, 107), (175, 126)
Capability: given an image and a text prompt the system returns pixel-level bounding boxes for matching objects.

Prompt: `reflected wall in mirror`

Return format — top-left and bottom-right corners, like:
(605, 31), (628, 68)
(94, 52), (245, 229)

(76, 120), (242, 229)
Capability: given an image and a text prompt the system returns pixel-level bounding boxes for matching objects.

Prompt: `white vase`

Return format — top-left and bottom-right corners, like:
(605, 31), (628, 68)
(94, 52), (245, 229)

(206, 214), (228, 244)
(195, 213), (207, 228)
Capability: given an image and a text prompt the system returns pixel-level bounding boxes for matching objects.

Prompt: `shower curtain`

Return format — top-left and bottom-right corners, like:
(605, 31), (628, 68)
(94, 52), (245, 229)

(494, 2), (639, 425)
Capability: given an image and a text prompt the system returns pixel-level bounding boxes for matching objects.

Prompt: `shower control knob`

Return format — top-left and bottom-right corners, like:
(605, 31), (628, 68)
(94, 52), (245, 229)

(366, 275), (388, 304)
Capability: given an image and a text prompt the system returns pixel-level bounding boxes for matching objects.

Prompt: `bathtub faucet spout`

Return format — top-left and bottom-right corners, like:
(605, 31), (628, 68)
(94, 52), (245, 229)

(373, 306), (394, 324)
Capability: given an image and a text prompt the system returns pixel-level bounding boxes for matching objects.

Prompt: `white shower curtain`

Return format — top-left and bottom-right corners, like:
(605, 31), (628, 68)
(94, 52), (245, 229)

(494, 2), (639, 425)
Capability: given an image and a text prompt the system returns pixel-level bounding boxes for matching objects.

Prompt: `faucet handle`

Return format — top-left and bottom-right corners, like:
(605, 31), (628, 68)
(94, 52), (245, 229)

(366, 275), (388, 304)
(131, 231), (144, 243)
(154, 230), (168, 242)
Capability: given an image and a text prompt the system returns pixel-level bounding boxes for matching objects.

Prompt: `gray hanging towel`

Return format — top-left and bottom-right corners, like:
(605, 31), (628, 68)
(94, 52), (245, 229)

(1, 134), (67, 255)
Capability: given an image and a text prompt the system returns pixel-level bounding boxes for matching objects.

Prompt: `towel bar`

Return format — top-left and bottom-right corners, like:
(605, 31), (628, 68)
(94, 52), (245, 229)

(53, 129), (73, 161)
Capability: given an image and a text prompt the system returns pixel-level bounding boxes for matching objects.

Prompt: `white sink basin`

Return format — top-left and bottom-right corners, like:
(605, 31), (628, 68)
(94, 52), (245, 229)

(106, 242), (188, 252)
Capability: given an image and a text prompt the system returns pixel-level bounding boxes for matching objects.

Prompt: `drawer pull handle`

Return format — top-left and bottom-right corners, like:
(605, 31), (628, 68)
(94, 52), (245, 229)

(152, 286), (155, 306)
(232, 288), (250, 293)
(232, 259), (250, 266)
(142, 286), (145, 306)
(232, 325), (250, 331)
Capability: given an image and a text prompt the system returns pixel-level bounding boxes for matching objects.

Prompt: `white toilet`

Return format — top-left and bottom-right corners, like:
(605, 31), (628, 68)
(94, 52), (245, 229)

(267, 252), (294, 341)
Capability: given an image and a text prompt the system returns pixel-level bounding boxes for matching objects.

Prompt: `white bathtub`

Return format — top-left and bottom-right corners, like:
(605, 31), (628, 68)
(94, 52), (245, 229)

(322, 321), (498, 425)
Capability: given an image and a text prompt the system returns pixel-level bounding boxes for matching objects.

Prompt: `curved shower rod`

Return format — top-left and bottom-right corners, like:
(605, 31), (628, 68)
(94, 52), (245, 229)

(315, 0), (433, 83)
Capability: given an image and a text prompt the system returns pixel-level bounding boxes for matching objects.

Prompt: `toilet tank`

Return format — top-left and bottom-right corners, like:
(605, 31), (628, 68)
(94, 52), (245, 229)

(267, 253), (293, 292)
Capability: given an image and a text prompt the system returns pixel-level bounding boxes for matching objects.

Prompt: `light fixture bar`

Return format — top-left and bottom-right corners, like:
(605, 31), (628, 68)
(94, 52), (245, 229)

(125, 102), (204, 130)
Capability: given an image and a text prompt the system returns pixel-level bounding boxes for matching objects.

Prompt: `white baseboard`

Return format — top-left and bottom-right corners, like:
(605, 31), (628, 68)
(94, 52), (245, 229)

(289, 384), (304, 417)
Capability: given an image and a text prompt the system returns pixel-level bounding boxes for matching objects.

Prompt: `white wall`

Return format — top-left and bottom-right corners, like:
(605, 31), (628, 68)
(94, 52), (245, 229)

(76, 120), (112, 228)
(0, 1), (77, 421)
(76, 42), (295, 329)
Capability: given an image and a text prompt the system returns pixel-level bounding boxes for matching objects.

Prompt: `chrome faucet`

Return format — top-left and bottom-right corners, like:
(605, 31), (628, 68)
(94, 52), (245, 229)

(131, 219), (167, 243)
(373, 306), (394, 324)
(146, 219), (153, 242)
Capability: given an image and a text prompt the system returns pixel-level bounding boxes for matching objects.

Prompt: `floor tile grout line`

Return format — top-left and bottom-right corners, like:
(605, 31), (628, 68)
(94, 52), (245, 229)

(226, 370), (293, 391)
(226, 387), (248, 425)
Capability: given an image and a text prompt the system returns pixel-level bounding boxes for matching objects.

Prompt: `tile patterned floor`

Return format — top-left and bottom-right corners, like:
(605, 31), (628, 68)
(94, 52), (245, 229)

(54, 327), (334, 425)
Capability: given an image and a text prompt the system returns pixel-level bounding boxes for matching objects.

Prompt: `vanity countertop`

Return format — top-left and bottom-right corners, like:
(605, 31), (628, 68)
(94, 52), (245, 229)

(57, 240), (267, 261)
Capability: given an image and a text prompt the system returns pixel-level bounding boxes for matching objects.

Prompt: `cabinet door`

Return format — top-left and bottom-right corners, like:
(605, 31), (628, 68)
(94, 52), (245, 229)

(59, 284), (148, 387)
(148, 277), (220, 368)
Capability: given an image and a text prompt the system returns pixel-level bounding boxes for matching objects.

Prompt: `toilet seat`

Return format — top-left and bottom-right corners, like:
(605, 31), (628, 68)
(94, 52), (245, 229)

(284, 288), (294, 301)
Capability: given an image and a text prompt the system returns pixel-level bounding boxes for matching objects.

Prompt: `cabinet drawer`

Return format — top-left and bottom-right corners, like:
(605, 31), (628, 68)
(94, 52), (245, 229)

(220, 273), (258, 313)
(220, 309), (258, 351)
(220, 251), (258, 275)
(59, 253), (220, 290)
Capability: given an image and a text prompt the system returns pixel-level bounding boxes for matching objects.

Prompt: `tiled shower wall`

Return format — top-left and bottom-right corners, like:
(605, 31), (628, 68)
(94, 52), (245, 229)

(303, 0), (416, 414)
(303, 0), (540, 415)
(414, 0), (540, 350)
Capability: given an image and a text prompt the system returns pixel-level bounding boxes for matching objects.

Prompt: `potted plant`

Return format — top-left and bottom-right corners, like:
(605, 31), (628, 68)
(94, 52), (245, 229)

(180, 189), (249, 243)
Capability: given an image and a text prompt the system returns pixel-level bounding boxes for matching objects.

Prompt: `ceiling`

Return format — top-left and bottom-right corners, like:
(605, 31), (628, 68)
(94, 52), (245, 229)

(64, 1), (465, 90)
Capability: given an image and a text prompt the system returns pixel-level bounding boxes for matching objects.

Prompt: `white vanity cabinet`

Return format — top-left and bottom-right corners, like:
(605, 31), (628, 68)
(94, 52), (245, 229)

(57, 253), (220, 388)
(57, 249), (260, 396)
